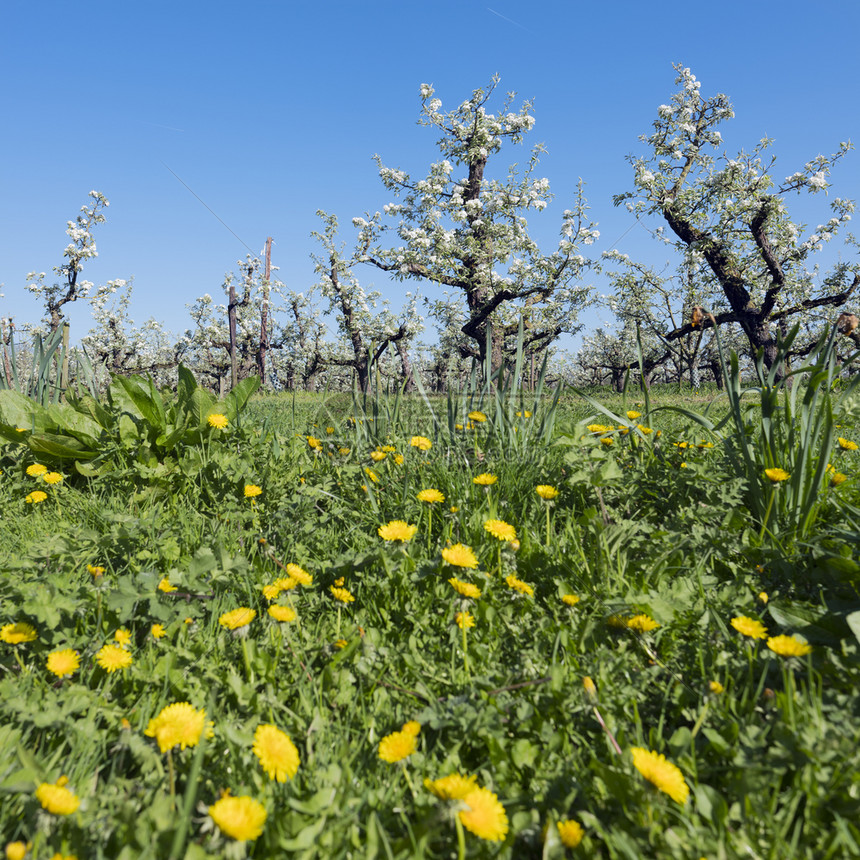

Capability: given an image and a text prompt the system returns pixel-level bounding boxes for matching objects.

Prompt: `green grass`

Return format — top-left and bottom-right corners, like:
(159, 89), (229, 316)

(1, 379), (859, 859)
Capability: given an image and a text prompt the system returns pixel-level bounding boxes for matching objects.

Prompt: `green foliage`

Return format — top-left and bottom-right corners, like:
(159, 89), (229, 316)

(1, 356), (860, 859)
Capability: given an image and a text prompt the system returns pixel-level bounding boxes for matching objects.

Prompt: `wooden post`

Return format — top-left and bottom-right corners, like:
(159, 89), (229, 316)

(258, 237), (272, 384)
(228, 280), (238, 390)
(1, 319), (13, 387)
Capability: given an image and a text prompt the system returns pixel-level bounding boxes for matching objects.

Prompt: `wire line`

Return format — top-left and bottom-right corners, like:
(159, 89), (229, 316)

(161, 161), (257, 256)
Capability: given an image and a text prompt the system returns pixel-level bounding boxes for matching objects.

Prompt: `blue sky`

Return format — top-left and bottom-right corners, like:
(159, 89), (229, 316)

(2, 0), (859, 352)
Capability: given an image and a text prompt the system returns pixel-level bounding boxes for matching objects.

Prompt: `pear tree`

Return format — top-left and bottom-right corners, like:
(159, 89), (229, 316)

(352, 77), (597, 372)
(614, 64), (858, 371)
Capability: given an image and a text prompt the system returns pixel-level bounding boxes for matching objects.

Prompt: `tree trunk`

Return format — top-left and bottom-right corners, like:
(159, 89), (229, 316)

(707, 359), (724, 390)
(355, 360), (369, 394)
(395, 339), (415, 392)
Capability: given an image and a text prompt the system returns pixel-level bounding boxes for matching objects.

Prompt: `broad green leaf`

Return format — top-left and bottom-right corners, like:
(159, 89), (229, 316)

(28, 432), (99, 460)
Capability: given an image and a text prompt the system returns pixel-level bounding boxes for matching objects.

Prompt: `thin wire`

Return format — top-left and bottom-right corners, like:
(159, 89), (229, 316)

(161, 161), (257, 257)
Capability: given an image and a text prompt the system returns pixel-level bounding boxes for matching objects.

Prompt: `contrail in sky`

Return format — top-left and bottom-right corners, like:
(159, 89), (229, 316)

(487, 7), (532, 32)
(135, 119), (186, 133)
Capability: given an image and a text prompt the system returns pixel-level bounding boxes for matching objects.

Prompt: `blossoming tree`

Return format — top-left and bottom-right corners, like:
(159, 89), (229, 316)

(312, 211), (423, 393)
(25, 191), (119, 334)
(613, 64), (859, 371)
(351, 77), (597, 372)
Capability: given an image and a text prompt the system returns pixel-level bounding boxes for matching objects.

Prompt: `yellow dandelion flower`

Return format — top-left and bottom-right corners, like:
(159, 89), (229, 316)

(158, 577), (177, 593)
(151, 624), (166, 639)
(26, 464), (48, 477)
(402, 720), (421, 736)
(557, 819), (584, 848)
(709, 680), (724, 694)
(330, 586), (355, 604)
(631, 747), (688, 804)
(417, 488), (445, 503)
(378, 729), (417, 763)
(334, 638), (348, 649)
(505, 574), (534, 596)
(333, 577), (345, 587)
(410, 435), (432, 451)
(626, 410), (641, 420)
(145, 702), (213, 753)
(364, 467), (380, 483)
(758, 591), (769, 604)
(42, 472), (63, 485)
(253, 724), (300, 781)
(838, 437), (858, 451)
(244, 484), (262, 498)
(637, 424), (653, 435)
(114, 628), (132, 647)
(483, 519), (517, 542)
(378, 520), (418, 542)
(338, 447), (351, 455)
(394, 453), (404, 465)
(442, 543), (479, 569)
(87, 564), (105, 578)
(583, 676), (597, 699)
(600, 437), (614, 447)
(209, 794), (267, 842)
(275, 576), (298, 591)
(370, 450), (387, 461)
(95, 643), (132, 672)
(424, 772), (477, 800)
(766, 634), (813, 657)
(831, 472), (848, 486)
(764, 468), (790, 482)
(307, 436), (322, 451)
(46, 648), (79, 678)
(467, 410), (487, 423)
(626, 614), (659, 632)
(455, 611), (475, 629)
(268, 605), (297, 622)
(535, 484), (559, 499)
(207, 413), (228, 429)
(285, 563), (312, 586)
(561, 594), (581, 606)
(459, 787), (509, 842)
(219, 608), (256, 630)
(25, 491), (48, 504)
(1, 622), (37, 644)
(35, 778), (80, 816)
(731, 615), (768, 639)
(473, 473), (497, 486)
(449, 577), (481, 599)
(262, 584), (281, 601)
(5, 841), (30, 860)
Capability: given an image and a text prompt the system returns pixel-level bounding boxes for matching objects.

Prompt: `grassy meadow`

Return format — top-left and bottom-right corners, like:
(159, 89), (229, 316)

(2, 347), (860, 859)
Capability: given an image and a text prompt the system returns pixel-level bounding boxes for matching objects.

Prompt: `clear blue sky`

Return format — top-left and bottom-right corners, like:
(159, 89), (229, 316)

(2, 0), (858, 351)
